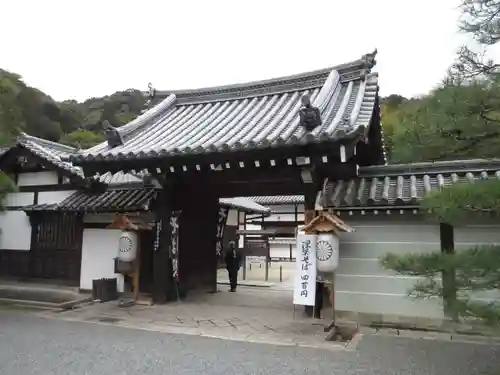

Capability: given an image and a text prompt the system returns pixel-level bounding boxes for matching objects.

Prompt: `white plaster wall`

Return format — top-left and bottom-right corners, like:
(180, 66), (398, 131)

(80, 229), (125, 293)
(38, 190), (76, 204)
(0, 211), (31, 250)
(270, 204), (297, 213)
(335, 219), (444, 319)
(5, 192), (34, 207)
(18, 171), (58, 186)
(269, 239), (296, 259)
(227, 209), (238, 226)
(265, 213), (297, 222)
(238, 212), (245, 225)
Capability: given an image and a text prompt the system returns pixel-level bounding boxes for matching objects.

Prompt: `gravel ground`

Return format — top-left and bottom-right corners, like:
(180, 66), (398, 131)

(0, 311), (499, 375)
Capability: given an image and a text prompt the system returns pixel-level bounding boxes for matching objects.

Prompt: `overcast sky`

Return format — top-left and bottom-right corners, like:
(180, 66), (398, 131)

(0, 0), (483, 102)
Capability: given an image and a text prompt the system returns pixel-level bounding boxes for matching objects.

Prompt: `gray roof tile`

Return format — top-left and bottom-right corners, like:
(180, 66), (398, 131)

(24, 188), (156, 213)
(25, 189), (270, 214)
(8, 135), (147, 186)
(219, 197), (270, 214)
(321, 159), (500, 208)
(71, 51), (379, 163)
(245, 195), (305, 205)
(16, 133), (84, 179)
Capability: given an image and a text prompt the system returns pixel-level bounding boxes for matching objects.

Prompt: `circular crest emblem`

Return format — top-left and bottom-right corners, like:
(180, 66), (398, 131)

(119, 235), (133, 253)
(316, 240), (333, 261)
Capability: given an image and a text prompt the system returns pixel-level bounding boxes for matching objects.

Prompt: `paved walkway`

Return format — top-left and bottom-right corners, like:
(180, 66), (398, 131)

(40, 286), (347, 350)
(2, 311), (500, 375)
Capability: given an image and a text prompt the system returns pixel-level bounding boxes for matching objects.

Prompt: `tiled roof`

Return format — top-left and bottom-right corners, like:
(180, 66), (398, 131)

(16, 133), (84, 179)
(95, 171), (143, 185)
(6, 135), (148, 186)
(70, 50), (379, 163)
(245, 195), (304, 205)
(24, 189), (270, 214)
(321, 159), (500, 208)
(219, 197), (270, 215)
(24, 188), (157, 213)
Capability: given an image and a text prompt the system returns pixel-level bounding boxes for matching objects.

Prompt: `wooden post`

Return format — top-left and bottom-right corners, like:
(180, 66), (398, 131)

(132, 242), (141, 302)
(440, 223), (458, 320)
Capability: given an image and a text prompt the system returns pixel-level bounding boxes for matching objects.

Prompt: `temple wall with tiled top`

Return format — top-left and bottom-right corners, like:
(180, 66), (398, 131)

(334, 217), (444, 319)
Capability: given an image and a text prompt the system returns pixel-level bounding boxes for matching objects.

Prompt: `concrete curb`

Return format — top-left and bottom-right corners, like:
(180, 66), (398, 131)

(40, 313), (349, 351)
(360, 326), (500, 345)
(0, 296), (93, 311)
(0, 297), (60, 309)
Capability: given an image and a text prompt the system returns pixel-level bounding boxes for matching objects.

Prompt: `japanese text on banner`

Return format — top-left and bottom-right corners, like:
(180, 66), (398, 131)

(293, 233), (317, 306)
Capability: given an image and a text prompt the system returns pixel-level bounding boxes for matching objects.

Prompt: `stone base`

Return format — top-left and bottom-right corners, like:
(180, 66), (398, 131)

(332, 309), (500, 337)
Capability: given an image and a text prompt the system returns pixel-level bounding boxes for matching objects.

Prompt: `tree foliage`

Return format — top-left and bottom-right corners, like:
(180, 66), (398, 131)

(381, 245), (500, 325)
(0, 172), (17, 211)
(0, 70), (147, 149)
(389, 79), (500, 163)
(381, 0), (500, 326)
(453, 0), (500, 79)
(421, 179), (500, 224)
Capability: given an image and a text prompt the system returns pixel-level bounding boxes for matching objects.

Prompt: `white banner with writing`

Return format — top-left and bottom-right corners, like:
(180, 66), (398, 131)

(293, 233), (317, 306)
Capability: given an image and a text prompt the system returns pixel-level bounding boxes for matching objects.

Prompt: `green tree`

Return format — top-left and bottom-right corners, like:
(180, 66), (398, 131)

(0, 69), (25, 146)
(454, 0), (500, 80)
(0, 172), (17, 211)
(381, 180), (500, 325)
(381, 0), (500, 326)
(389, 78), (500, 163)
(380, 95), (408, 160)
(59, 129), (105, 149)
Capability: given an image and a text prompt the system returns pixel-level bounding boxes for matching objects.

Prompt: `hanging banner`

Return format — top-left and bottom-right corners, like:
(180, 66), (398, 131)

(153, 219), (162, 252)
(169, 210), (181, 281)
(293, 233), (317, 306)
(215, 207), (229, 257)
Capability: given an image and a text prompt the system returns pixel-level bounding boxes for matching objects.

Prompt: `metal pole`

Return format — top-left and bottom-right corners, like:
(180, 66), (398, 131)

(279, 265), (283, 282)
(242, 256), (247, 280)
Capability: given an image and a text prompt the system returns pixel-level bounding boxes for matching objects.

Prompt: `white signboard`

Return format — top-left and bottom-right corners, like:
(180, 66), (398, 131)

(293, 233), (317, 306)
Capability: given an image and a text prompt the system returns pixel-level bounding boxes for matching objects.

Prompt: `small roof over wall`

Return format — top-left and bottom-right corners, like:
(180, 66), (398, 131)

(319, 159), (500, 209)
(69, 50), (380, 165)
(300, 211), (354, 233)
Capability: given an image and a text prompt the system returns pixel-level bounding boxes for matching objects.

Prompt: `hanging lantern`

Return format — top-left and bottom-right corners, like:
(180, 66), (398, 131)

(316, 233), (339, 273)
(117, 230), (138, 262)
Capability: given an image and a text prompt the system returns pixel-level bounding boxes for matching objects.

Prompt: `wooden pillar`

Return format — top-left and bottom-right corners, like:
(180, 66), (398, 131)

(178, 189), (219, 294)
(152, 188), (176, 304)
(440, 223), (458, 320)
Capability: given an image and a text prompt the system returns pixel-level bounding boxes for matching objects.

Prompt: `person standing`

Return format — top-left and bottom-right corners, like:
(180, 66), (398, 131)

(224, 241), (241, 292)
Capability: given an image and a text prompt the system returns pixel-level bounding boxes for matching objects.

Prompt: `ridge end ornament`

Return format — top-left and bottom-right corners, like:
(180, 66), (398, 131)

(298, 94), (322, 132)
(102, 120), (124, 148)
(144, 82), (156, 108)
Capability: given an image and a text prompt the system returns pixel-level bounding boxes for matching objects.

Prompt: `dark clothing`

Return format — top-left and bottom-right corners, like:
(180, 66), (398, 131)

(224, 248), (242, 291)
(228, 268), (238, 291)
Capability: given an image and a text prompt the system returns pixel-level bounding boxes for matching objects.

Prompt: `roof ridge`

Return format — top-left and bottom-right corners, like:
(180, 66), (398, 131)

(154, 50), (377, 104)
(18, 132), (77, 154)
(358, 159), (500, 177)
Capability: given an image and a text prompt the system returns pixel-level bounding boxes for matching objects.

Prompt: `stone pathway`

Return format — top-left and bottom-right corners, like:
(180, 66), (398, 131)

(39, 287), (350, 351)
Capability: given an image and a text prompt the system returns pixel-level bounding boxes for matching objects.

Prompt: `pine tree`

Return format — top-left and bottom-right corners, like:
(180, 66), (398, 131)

(381, 180), (500, 325)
